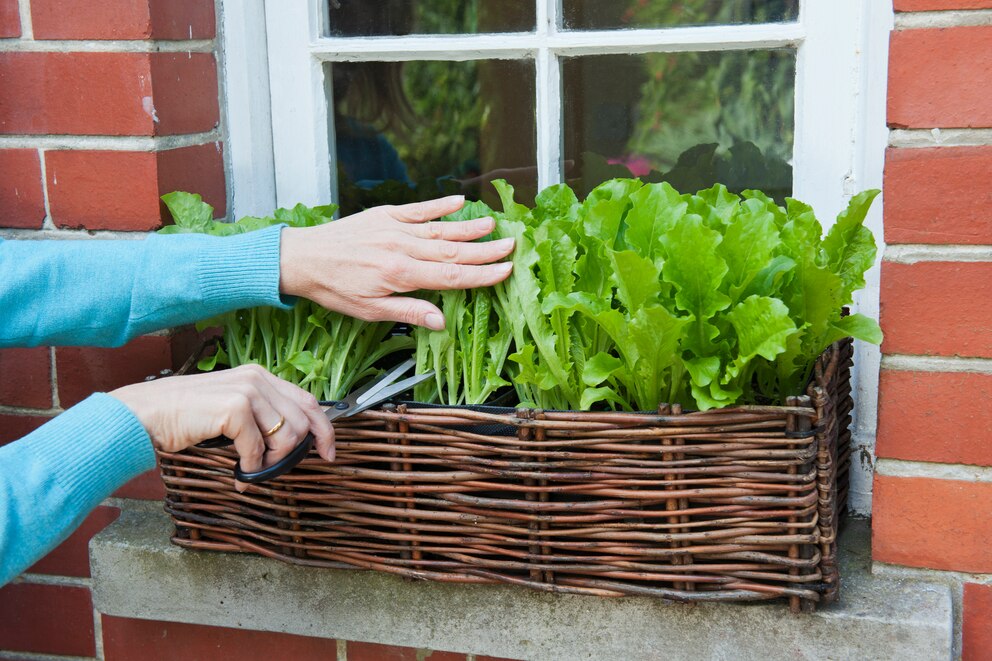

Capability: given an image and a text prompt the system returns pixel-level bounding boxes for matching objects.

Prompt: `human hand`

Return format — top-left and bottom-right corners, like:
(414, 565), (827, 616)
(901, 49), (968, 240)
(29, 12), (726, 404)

(278, 196), (514, 330)
(110, 365), (334, 492)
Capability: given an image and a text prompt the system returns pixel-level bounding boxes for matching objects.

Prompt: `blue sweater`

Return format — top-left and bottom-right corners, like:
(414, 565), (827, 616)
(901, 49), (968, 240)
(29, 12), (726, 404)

(0, 225), (292, 585)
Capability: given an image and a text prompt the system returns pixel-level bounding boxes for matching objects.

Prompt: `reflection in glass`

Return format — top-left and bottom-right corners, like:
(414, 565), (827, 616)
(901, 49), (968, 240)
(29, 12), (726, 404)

(326, 0), (535, 36)
(563, 0), (798, 30)
(329, 59), (536, 215)
(562, 50), (795, 200)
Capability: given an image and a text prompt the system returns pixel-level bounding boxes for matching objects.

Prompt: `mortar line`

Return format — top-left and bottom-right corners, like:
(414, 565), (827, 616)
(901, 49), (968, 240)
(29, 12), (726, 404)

(336, 639), (347, 661)
(884, 244), (992, 263)
(0, 227), (151, 241)
(0, 131), (221, 151)
(875, 458), (992, 483)
(0, 651), (95, 661)
(894, 8), (992, 30)
(16, 0), (32, 39)
(889, 127), (992, 148)
(0, 403), (62, 416)
(881, 354), (992, 374)
(49, 346), (59, 409)
(92, 607), (105, 661)
(0, 39), (215, 53)
(36, 155), (58, 229)
(873, 561), (992, 586)
(13, 572), (91, 588)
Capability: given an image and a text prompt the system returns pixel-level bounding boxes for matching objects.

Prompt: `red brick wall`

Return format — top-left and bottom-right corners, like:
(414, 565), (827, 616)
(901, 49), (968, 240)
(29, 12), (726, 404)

(877, 5), (992, 660)
(0, 3), (516, 659)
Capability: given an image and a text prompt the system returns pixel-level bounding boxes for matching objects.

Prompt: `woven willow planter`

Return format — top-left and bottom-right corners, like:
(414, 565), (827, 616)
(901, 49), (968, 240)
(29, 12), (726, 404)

(157, 338), (853, 612)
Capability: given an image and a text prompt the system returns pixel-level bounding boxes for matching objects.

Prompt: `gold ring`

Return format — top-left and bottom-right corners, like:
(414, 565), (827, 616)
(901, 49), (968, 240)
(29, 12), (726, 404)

(262, 415), (285, 437)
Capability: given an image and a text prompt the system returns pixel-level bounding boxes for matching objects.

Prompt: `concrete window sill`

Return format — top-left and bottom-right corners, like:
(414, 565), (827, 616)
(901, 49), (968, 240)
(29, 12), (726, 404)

(90, 504), (952, 660)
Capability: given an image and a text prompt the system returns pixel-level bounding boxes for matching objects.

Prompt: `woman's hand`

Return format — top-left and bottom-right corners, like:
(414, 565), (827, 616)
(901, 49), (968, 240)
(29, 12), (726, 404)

(278, 196), (514, 331)
(110, 365), (333, 492)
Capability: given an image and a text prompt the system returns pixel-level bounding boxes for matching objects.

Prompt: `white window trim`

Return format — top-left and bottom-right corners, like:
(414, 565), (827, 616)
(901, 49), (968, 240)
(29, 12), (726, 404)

(220, 0), (893, 514)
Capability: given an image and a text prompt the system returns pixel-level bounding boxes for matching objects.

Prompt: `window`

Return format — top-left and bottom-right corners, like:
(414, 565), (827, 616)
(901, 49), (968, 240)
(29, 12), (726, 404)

(221, 0), (891, 511)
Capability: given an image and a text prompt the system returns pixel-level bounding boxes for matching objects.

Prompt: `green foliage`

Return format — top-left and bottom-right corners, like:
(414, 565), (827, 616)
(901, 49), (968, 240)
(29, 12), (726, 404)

(159, 192), (412, 399)
(415, 180), (881, 411)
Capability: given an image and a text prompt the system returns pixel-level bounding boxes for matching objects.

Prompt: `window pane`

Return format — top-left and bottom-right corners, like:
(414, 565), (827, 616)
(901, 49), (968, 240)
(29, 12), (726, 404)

(563, 0), (798, 30)
(330, 60), (537, 215)
(326, 0), (535, 36)
(562, 50), (795, 200)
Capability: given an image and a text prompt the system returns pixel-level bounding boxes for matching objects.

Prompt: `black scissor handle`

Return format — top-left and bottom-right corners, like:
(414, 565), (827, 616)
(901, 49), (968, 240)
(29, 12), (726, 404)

(234, 431), (314, 484)
(195, 432), (315, 484)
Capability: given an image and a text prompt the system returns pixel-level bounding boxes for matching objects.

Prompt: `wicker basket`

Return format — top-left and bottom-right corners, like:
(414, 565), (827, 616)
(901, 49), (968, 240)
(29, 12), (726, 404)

(157, 338), (853, 612)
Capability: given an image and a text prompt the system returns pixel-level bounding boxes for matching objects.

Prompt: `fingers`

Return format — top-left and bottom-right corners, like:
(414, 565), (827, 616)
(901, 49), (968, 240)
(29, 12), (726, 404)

(389, 195), (465, 224)
(365, 297), (447, 331)
(404, 216), (495, 242)
(399, 260), (514, 293)
(406, 236), (515, 265)
(222, 365), (336, 491)
(265, 375), (335, 462)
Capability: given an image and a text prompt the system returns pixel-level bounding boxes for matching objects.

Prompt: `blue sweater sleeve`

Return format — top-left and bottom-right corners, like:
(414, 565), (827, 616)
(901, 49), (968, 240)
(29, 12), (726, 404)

(0, 224), (293, 348)
(0, 226), (295, 584)
(0, 394), (155, 585)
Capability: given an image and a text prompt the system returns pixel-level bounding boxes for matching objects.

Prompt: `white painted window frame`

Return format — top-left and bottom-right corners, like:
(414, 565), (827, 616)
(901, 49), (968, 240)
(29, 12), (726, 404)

(220, 0), (893, 513)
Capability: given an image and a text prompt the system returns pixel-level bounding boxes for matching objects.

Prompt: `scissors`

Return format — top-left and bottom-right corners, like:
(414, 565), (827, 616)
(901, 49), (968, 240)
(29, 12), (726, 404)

(196, 358), (434, 484)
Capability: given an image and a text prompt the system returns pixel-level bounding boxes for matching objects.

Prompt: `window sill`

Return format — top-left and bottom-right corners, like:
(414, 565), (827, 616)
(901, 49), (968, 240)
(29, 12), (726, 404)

(90, 504), (952, 659)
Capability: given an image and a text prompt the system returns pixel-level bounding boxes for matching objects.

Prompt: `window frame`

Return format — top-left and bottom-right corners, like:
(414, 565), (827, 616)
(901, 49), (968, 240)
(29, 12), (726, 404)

(219, 0), (893, 512)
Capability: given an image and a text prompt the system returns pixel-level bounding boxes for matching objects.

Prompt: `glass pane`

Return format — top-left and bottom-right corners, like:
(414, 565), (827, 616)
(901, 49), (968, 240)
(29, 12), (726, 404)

(329, 59), (537, 215)
(563, 0), (798, 30)
(326, 0), (535, 36)
(562, 50), (795, 201)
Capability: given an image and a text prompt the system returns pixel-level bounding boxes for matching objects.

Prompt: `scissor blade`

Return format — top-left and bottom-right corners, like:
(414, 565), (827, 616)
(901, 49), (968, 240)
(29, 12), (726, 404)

(347, 370), (435, 417)
(355, 357), (416, 406)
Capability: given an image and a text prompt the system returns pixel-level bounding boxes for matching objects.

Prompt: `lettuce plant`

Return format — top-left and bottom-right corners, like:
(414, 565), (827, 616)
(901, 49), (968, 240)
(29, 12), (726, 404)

(159, 192), (413, 400)
(417, 179), (881, 411)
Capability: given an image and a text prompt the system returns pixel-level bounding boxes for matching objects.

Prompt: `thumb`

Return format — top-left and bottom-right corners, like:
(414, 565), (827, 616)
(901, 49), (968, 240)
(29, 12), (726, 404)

(372, 297), (446, 331)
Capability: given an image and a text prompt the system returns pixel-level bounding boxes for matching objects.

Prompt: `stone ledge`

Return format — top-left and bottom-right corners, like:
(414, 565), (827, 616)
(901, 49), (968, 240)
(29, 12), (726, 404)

(90, 508), (952, 661)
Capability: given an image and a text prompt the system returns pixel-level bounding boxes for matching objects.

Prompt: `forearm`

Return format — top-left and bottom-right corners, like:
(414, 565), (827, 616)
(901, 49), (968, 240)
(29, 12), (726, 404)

(0, 394), (154, 586)
(0, 225), (293, 348)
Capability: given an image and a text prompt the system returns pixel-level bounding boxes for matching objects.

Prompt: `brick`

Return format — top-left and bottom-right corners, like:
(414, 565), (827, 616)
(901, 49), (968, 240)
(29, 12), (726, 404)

(148, 52), (219, 135)
(103, 616), (338, 660)
(0, 583), (95, 656)
(884, 147), (992, 245)
(56, 335), (174, 407)
(348, 641), (466, 661)
(29, 506), (120, 577)
(46, 150), (161, 230)
(0, 149), (46, 229)
(0, 413), (52, 446)
(149, 0), (216, 40)
(873, 475), (992, 572)
(880, 261), (992, 358)
(964, 583), (992, 661)
(0, 0), (18, 38)
(888, 26), (992, 129)
(0, 52), (155, 135)
(113, 469), (165, 500)
(46, 147), (225, 231)
(32, 0), (215, 40)
(896, 0), (992, 9)
(0, 347), (52, 409)
(877, 370), (992, 466)
(0, 52), (218, 136)
(157, 142), (227, 220)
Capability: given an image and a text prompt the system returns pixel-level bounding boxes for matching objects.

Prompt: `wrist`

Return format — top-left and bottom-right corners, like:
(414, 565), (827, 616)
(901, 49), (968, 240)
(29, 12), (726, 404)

(278, 227), (309, 297)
